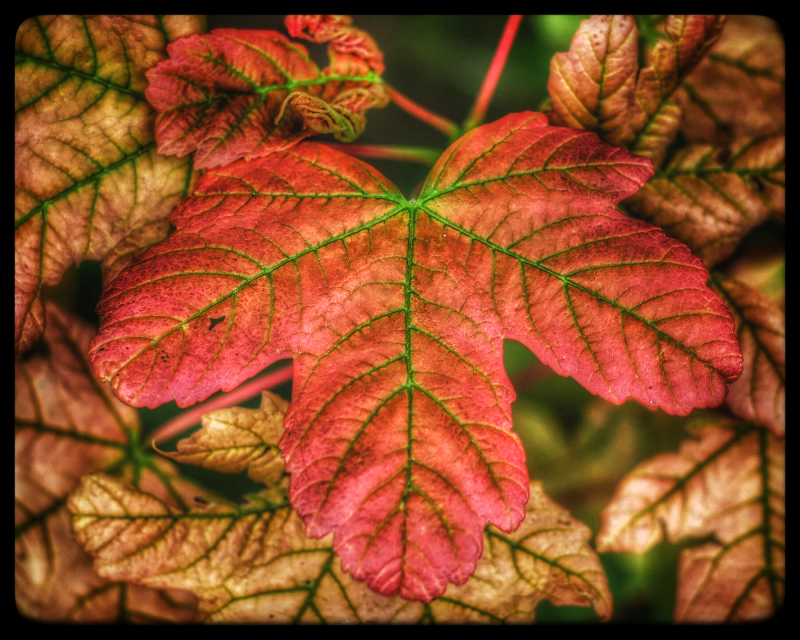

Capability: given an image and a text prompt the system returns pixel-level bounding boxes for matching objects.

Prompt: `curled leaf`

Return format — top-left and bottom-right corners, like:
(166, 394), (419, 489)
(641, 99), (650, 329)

(157, 390), (289, 485)
(69, 475), (608, 622)
(548, 15), (638, 146)
(597, 420), (784, 621)
(710, 276), (785, 435)
(285, 14), (384, 74)
(624, 135), (785, 267)
(145, 25), (386, 169)
(14, 15), (202, 355)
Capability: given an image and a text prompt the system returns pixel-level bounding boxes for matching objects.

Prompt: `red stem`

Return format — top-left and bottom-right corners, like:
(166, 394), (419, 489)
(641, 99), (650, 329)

(387, 85), (460, 139)
(322, 142), (441, 165)
(149, 363), (294, 446)
(464, 15), (523, 131)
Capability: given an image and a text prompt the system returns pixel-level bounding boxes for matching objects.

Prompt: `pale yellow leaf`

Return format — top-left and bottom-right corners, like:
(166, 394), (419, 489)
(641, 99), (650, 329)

(157, 391), (290, 485)
(69, 475), (611, 622)
(597, 420), (784, 621)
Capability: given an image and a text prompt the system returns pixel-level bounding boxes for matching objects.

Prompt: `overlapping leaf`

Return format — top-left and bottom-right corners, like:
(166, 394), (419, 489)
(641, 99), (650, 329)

(285, 14), (385, 75)
(710, 276), (785, 435)
(548, 15), (638, 147)
(69, 473), (610, 623)
(89, 111), (741, 600)
(546, 15), (726, 169)
(597, 420), (784, 621)
(14, 15), (203, 355)
(681, 15), (785, 145)
(629, 15), (726, 167)
(144, 18), (387, 170)
(157, 391), (290, 485)
(624, 135), (785, 267)
(15, 302), (199, 621)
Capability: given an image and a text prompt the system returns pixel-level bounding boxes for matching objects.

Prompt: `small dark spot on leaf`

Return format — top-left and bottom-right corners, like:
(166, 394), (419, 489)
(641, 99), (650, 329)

(558, 518), (571, 526)
(715, 146), (731, 164)
(748, 176), (766, 193)
(209, 315), (226, 330)
(194, 496), (208, 505)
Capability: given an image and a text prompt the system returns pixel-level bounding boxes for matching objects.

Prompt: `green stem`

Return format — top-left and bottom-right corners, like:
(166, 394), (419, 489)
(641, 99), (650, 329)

(322, 142), (441, 165)
(387, 84), (460, 139)
(463, 15), (523, 131)
(149, 363), (294, 445)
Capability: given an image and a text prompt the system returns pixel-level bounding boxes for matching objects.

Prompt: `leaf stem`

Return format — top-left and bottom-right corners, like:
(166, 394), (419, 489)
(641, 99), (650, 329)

(149, 363), (294, 446)
(321, 142), (441, 165)
(463, 15), (523, 132)
(386, 84), (460, 139)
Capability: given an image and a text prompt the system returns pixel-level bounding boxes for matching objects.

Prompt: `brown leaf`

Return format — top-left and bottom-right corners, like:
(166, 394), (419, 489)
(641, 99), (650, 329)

(69, 474), (610, 622)
(597, 420), (784, 621)
(682, 16), (784, 144)
(624, 135), (784, 267)
(15, 15), (202, 355)
(711, 276), (785, 435)
(157, 391), (290, 486)
(630, 15), (726, 167)
(15, 302), (199, 621)
(548, 15), (638, 146)
(721, 244), (785, 312)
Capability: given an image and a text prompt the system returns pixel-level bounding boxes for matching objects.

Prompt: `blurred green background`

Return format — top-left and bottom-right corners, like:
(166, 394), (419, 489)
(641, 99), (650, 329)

(50, 15), (738, 623)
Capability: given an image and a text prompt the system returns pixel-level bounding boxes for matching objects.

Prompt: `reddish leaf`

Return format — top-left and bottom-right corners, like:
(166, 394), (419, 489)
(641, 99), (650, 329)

(548, 15), (638, 146)
(546, 15), (726, 169)
(710, 276), (785, 435)
(285, 14), (385, 75)
(597, 420), (784, 621)
(145, 24), (387, 169)
(90, 112), (741, 600)
(14, 15), (203, 355)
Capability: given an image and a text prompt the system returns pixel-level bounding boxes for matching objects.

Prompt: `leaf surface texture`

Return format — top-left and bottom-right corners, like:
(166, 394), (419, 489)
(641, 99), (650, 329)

(597, 420), (784, 621)
(710, 276), (784, 435)
(69, 473), (610, 622)
(14, 15), (203, 355)
(15, 302), (199, 621)
(90, 111), (742, 600)
(145, 21), (387, 169)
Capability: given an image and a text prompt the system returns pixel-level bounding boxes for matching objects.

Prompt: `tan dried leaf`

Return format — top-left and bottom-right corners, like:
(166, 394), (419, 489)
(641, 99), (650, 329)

(597, 421), (784, 621)
(157, 391), (289, 485)
(682, 16), (784, 144)
(439, 481), (611, 621)
(14, 302), (199, 621)
(548, 15), (638, 146)
(624, 135), (784, 267)
(14, 15), (202, 354)
(711, 276), (785, 435)
(69, 475), (610, 623)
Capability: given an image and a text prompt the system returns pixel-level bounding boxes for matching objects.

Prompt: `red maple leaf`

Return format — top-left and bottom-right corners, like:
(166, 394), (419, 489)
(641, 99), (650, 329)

(145, 25), (387, 170)
(89, 111), (742, 600)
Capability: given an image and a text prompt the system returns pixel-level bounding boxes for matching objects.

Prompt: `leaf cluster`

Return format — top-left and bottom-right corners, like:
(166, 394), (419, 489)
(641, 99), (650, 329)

(15, 14), (783, 623)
